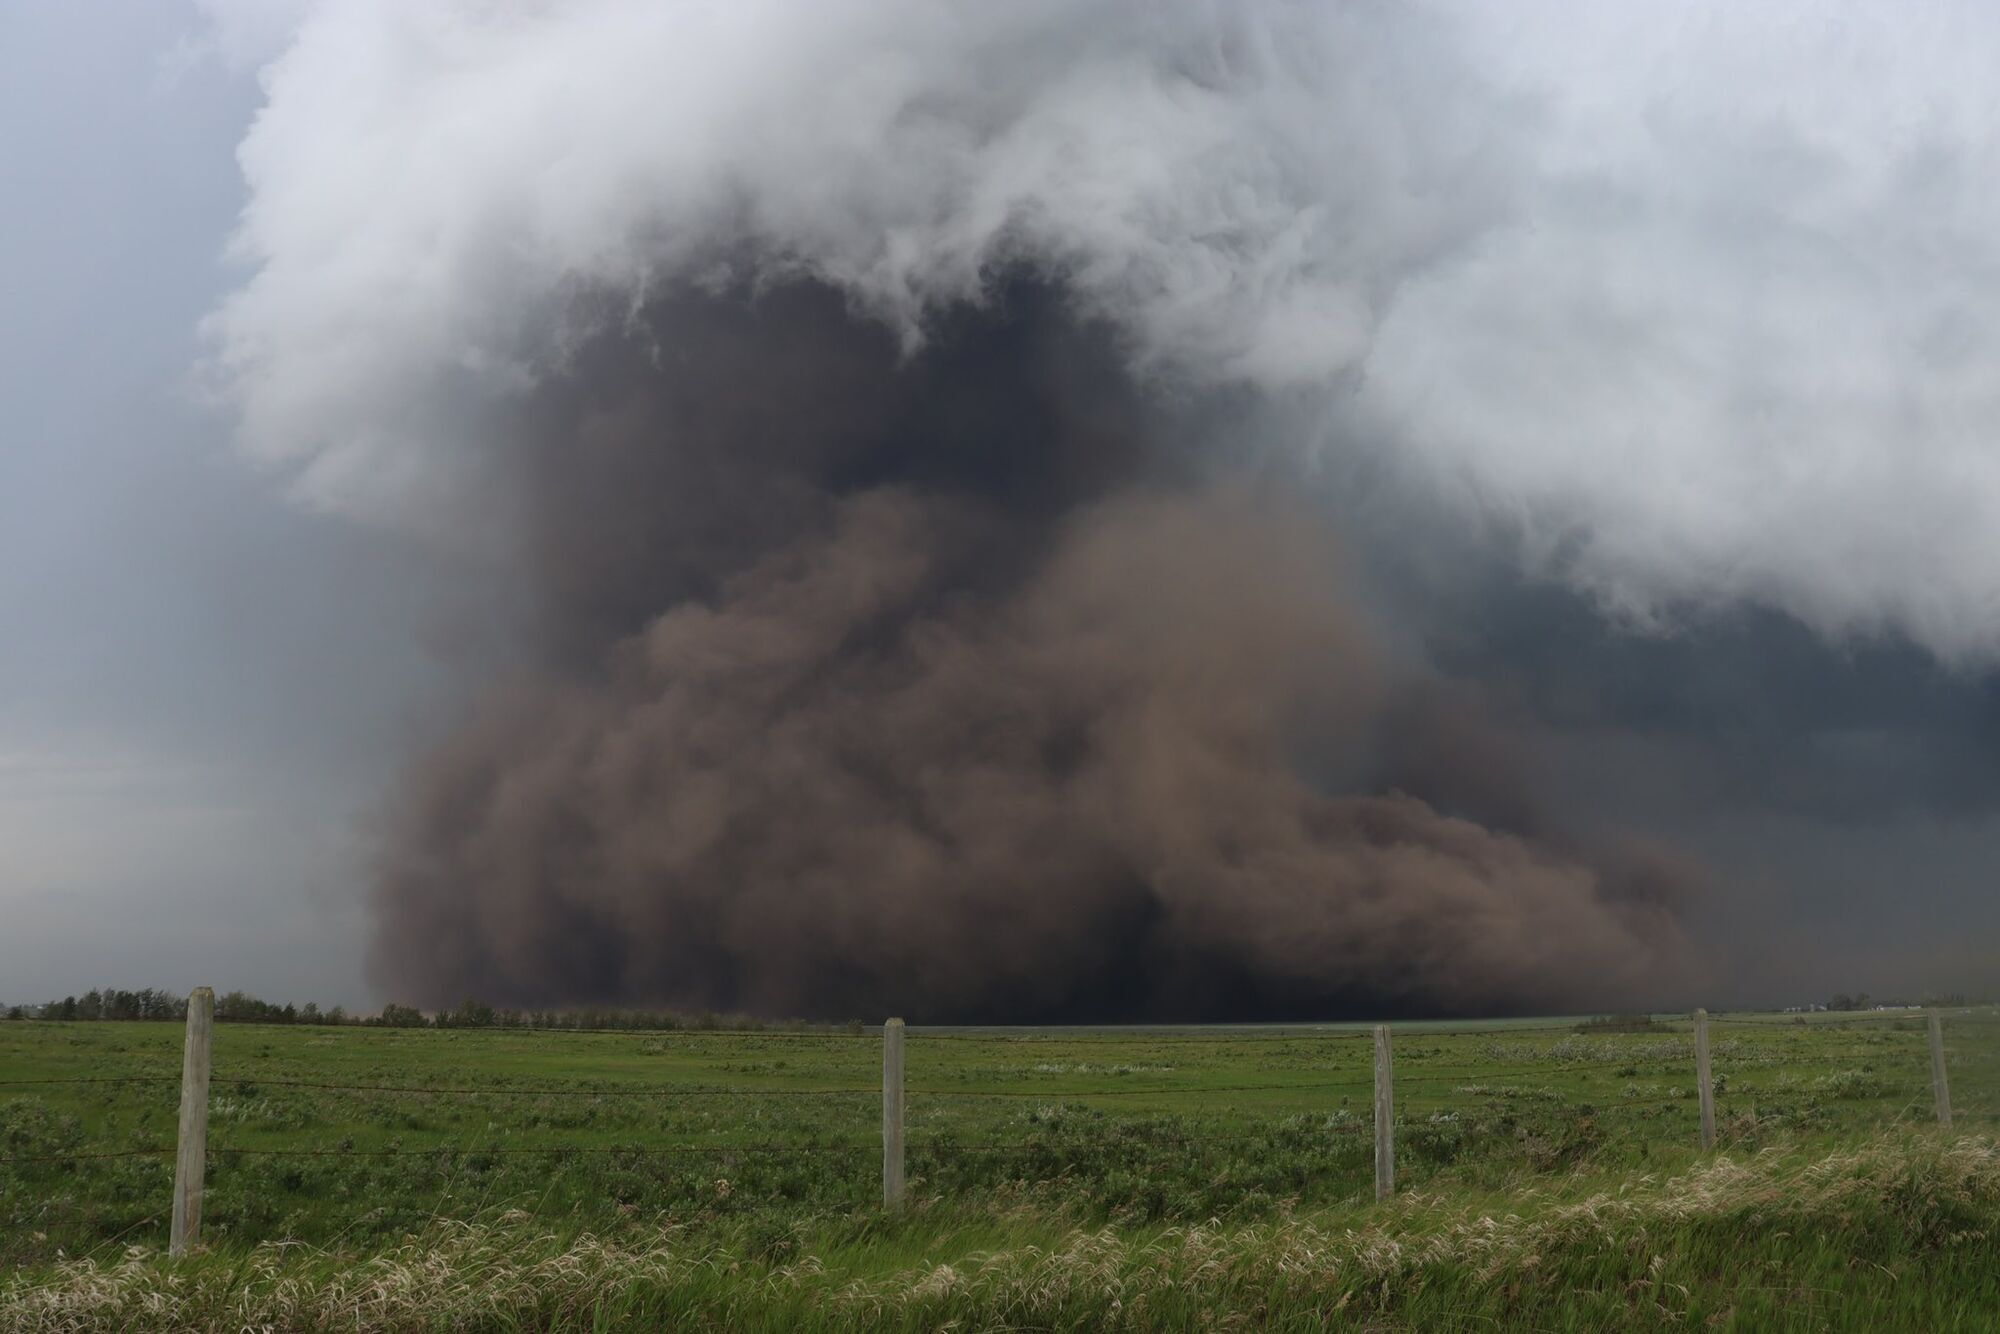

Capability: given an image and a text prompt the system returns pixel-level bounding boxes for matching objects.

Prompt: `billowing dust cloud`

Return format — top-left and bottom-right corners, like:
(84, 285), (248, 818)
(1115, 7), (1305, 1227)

(202, 2), (1706, 1018)
(368, 281), (1694, 1019)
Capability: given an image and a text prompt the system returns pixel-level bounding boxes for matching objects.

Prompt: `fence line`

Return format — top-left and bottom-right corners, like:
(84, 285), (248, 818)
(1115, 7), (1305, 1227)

(911, 1021), (1634, 1041)
(0, 1075), (182, 1088)
(5, 997), (1984, 1248)
(1, 1147), (175, 1166)
(216, 1077), (883, 1098)
(0, 1057), (1710, 1096)
(210, 1142), (878, 1159)
(919, 1131), (1306, 1157)
(1392, 1058), (1676, 1077)
(199, 1077), (1389, 1100)
(1707, 1013), (1936, 1027)
(908, 1029), (1383, 1043)
(909, 1081), (1371, 1099)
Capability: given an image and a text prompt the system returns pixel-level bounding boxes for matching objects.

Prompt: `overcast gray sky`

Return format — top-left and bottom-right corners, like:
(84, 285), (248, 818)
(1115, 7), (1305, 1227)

(0, 1), (437, 1006)
(4, 1), (1999, 1014)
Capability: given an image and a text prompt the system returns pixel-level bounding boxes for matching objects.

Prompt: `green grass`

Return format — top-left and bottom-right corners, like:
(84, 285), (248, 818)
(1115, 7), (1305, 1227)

(3, 1011), (1997, 1329)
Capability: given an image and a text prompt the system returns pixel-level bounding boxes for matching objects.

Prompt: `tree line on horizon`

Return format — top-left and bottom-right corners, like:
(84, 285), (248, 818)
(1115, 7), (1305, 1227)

(3, 988), (1984, 1032)
(1820, 992), (1963, 1011)
(2, 988), (1982, 1029)
(2, 989), (861, 1032)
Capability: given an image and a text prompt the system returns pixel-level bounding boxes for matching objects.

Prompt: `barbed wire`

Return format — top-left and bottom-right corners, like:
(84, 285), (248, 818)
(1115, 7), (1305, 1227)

(915, 1131), (1289, 1157)
(0, 1075), (180, 1088)
(905, 1029), (1379, 1044)
(0, 1147), (174, 1166)
(207, 1141), (875, 1159)
(0, 1129), (1335, 1171)
(0, 1075), (1359, 1100)
(1707, 1014), (1930, 1028)
(1388, 1023), (1676, 1039)
(1393, 1068), (1647, 1087)
(18, 1047), (1942, 1102)
(485, 1027), (876, 1040)
(216, 1077), (879, 1099)
(6, 1088), (1957, 1172)
(1394, 1056), (1700, 1078)
(911, 1021), (1665, 1042)
(214, 1076), (1380, 1100)
(911, 1080), (1371, 1099)
(0, 1067), (1675, 1102)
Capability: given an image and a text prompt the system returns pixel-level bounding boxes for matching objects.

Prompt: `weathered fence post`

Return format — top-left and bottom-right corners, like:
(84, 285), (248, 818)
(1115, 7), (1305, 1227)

(882, 1017), (906, 1208)
(1693, 1008), (1716, 1151)
(170, 986), (214, 1256)
(1373, 1024), (1394, 1201)
(1929, 1010), (1953, 1127)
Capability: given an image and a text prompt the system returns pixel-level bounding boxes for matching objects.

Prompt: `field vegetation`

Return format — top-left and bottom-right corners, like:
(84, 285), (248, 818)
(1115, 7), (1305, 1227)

(3, 1010), (1996, 1329)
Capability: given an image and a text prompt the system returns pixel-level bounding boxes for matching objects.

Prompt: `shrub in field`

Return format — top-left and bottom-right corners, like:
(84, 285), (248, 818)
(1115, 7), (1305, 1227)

(1403, 1111), (1467, 1164)
(1811, 1069), (1892, 1100)
(1573, 1013), (1659, 1034)
(0, 1100), (82, 1156)
(1522, 1109), (1605, 1172)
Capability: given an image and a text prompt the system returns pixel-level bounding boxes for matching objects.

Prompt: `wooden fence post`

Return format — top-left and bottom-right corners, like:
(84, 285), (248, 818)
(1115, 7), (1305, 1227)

(170, 986), (214, 1256)
(1693, 1008), (1716, 1151)
(1929, 1010), (1953, 1127)
(1373, 1024), (1394, 1201)
(882, 1017), (905, 1208)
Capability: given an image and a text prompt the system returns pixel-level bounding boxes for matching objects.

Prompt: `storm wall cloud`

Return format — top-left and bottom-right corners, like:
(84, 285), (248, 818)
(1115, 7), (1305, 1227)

(198, 0), (2000, 1016)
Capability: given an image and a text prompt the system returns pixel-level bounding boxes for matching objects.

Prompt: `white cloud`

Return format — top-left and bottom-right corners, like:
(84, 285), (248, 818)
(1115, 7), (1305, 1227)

(205, 0), (2000, 661)
(187, 0), (313, 72)
(1360, 2), (2000, 660)
(203, 0), (1511, 521)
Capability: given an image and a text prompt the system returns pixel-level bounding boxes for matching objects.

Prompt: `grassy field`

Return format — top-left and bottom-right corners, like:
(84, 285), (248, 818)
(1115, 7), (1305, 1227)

(3, 1010), (1997, 1329)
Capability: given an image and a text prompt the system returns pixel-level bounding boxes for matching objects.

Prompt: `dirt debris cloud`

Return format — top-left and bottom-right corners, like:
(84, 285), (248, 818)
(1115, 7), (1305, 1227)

(368, 280), (1693, 1019)
(196, 1), (1721, 1017)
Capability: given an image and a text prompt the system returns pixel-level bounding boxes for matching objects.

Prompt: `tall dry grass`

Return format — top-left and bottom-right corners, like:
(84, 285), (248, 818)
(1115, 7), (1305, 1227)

(4, 1130), (1995, 1332)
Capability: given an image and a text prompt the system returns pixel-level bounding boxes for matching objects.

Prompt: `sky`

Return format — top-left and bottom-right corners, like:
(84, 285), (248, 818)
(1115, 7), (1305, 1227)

(0, 1), (436, 1006)
(3, 1), (1998, 1016)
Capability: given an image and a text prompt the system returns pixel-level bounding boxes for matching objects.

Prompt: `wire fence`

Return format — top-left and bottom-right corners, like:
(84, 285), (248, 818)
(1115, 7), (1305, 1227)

(3, 1003), (1989, 1254)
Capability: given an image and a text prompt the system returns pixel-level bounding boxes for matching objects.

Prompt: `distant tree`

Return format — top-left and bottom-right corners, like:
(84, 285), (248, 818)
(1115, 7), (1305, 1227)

(216, 990), (259, 1022)
(440, 998), (496, 1029)
(133, 988), (184, 1020)
(377, 1003), (428, 1028)
(3, 1006), (23, 1021)
(215, 990), (297, 1024)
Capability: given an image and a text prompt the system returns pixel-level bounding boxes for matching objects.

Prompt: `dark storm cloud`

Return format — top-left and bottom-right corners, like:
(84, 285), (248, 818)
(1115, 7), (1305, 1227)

(1349, 553), (2000, 1004)
(1416, 569), (2000, 827)
(368, 282), (1695, 1020)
